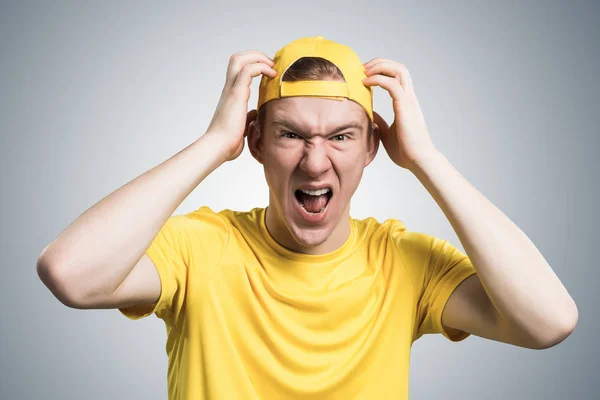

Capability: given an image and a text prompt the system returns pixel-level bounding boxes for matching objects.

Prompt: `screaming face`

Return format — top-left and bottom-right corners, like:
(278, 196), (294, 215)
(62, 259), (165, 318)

(248, 96), (378, 255)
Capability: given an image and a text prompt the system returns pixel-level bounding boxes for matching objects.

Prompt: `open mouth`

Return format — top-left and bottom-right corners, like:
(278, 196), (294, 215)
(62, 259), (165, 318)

(294, 187), (333, 215)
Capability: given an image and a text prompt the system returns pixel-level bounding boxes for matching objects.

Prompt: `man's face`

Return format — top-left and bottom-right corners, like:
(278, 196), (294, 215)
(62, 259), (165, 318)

(249, 96), (378, 252)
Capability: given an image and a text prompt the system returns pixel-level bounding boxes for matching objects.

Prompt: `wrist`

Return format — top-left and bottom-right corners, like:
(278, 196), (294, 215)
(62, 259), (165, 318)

(195, 131), (232, 166)
(407, 149), (446, 176)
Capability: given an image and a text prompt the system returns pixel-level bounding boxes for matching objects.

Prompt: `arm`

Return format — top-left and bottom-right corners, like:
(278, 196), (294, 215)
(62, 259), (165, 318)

(37, 133), (229, 308)
(37, 51), (277, 309)
(362, 58), (577, 349)
(410, 150), (578, 349)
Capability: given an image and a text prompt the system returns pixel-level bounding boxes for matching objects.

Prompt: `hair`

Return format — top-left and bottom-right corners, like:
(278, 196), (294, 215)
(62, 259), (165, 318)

(257, 57), (373, 136)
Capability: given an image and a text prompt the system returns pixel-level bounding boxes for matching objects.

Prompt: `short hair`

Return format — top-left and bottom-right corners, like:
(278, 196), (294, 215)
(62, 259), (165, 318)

(257, 57), (373, 136)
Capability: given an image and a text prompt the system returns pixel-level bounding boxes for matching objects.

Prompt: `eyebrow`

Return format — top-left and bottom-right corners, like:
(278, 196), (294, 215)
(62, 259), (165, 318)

(270, 118), (365, 135)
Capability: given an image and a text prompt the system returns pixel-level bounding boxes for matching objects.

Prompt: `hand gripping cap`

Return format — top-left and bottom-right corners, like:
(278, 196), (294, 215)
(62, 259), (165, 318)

(257, 36), (373, 122)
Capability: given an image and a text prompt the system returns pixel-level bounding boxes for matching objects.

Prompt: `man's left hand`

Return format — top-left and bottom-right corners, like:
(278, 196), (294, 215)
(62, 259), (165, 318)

(363, 58), (439, 170)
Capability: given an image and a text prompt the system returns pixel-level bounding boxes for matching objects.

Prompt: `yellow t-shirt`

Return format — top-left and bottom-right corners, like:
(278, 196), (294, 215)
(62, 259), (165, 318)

(119, 206), (477, 399)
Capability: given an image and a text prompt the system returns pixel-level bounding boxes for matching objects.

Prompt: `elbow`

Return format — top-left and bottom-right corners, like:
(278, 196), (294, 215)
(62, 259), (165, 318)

(36, 257), (86, 309)
(533, 301), (579, 350)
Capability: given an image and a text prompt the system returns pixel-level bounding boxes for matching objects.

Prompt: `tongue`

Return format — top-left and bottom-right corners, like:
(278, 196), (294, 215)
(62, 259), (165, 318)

(299, 193), (328, 213)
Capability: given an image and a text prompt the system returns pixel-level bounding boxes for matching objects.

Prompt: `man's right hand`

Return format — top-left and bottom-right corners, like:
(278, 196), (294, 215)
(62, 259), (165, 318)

(205, 51), (276, 162)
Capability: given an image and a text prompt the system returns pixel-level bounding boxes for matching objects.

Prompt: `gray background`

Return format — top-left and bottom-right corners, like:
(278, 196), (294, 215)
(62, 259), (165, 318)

(1, 1), (598, 399)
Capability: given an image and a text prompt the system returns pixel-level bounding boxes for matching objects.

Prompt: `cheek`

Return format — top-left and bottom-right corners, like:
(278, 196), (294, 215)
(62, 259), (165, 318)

(262, 149), (300, 190)
(264, 152), (298, 173)
(334, 151), (367, 190)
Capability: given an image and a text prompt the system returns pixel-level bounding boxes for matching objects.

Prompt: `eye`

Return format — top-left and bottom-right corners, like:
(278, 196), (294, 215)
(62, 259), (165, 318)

(331, 134), (349, 141)
(282, 132), (300, 139)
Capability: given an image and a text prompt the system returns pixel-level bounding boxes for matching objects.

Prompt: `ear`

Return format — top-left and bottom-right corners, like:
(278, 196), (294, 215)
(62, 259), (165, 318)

(246, 109), (264, 164)
(365, 112), (385, 167)
(372, 111), (390, 137)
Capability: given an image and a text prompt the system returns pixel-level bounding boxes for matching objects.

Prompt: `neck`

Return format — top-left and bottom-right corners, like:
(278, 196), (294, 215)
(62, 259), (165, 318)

(264, 203), (352, 255)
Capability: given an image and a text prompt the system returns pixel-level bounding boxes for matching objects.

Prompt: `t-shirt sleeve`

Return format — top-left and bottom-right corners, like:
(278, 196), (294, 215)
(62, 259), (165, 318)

(396, 230), (478, 343)
(118, 206), (230, 322)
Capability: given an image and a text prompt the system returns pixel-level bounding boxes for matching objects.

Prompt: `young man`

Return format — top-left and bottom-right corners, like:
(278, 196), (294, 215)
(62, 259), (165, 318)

(37, 36), (578, 399)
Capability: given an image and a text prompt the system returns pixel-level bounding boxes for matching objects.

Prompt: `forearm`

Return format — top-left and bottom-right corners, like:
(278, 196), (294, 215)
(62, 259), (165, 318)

(37, 132), (229, 300)
(409, 150), (578, 342)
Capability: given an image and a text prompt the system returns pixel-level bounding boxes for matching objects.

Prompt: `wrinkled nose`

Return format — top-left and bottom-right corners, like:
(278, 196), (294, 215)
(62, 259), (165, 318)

(299, 143), (332, 178)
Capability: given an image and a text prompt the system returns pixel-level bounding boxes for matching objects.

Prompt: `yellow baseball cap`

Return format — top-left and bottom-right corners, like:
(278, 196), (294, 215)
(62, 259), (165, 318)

(257, 36), (373, 122)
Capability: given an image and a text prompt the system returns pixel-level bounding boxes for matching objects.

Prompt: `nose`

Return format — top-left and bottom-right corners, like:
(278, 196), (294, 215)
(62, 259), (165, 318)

(299, 141), (332, 178)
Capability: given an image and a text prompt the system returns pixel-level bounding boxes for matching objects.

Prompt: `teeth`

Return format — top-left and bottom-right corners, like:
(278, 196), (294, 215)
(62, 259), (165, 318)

(300, 188), (331, 196)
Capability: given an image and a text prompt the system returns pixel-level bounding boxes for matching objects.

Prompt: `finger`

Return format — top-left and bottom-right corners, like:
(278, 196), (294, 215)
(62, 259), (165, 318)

(363, 57), (397, 70)
(234, 50), (275, 68)
(226, 53), (275, 87)
(232, 62), (276, 90)
(365, 61), (414, 94)
(363, 74), (406, 101)
(226, 51), (275, 87)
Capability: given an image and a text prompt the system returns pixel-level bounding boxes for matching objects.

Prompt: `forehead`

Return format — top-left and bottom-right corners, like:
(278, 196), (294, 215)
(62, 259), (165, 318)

(266, 96), (368, 133)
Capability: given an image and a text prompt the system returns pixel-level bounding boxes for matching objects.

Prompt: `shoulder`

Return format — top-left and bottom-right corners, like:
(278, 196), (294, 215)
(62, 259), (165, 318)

(182, 206), (266, 236)
(350, 214), (443, 251)
(214, 207), (263, 229)
(184, 205), (258, 223)
(351, 214), (408, 243)
(178, 205), (230, 231)
(352, 215), (444, 269)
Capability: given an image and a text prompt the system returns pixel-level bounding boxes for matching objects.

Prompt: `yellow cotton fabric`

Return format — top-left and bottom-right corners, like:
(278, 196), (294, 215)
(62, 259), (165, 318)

(119, 206), (477, 399)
